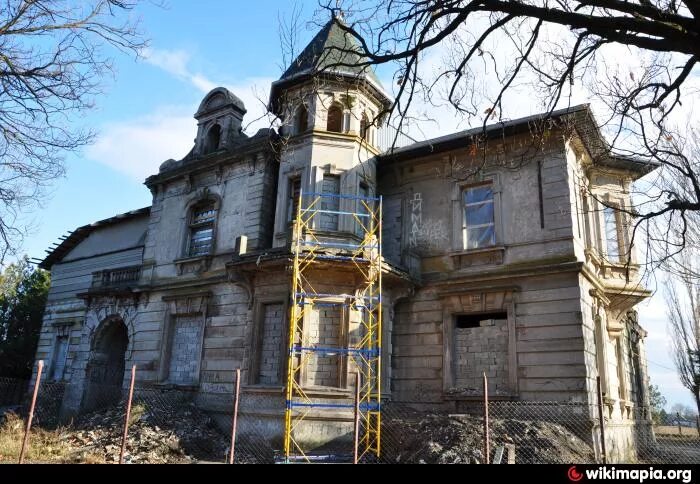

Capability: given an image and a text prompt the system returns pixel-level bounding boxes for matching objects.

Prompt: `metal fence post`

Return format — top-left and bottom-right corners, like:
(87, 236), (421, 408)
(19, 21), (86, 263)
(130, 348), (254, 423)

(596, 376), (607, 464)
(18, 360), (43, 464)
(353, 371), (361, 464)
(483, 372), (490, 464)
(119, 365), (136, 464)
(228, 368), (241, 464)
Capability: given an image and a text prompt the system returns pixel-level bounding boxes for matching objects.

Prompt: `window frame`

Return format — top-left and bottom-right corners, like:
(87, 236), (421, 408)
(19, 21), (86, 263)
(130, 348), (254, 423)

(294, 104), (309, 135)
(326, 103), (344, 133)
(600, 198), (629, 264)
(461, 182), (496, 251)
(286, 176), (302, 224)
(186, 199), (218, 258)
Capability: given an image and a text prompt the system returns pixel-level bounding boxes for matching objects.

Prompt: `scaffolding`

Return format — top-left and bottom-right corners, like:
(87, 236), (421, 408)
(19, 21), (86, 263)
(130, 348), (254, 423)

(283, 190), (382, 463)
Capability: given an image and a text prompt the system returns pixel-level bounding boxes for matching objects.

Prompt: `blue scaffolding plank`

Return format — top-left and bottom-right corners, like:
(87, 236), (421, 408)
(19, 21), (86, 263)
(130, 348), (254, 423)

(299, 241), (378, 249)
(290, 345), (380, 357)
(286, 401), (380, 411)
(302, 192), (380, 202)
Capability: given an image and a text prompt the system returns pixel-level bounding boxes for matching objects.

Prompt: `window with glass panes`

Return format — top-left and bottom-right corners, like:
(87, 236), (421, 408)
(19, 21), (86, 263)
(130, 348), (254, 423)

(604, 206), (621, 262)
(462, 183), (495, 250)
(188, 201), (217, 256)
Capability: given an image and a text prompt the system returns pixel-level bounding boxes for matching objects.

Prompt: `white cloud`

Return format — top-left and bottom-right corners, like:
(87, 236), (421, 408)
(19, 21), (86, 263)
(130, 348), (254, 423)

(85, 105), (195, 181)
(142, 47), (217, 94)
(85, 78), (276, 181)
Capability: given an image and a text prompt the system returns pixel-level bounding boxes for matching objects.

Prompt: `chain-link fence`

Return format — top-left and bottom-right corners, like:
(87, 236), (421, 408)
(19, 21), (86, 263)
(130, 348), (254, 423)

(2, 373), (699, 464)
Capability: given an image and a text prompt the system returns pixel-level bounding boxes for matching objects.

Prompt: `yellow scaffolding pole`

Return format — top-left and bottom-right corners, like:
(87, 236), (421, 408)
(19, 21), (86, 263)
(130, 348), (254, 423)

(283, 189), (382, 463)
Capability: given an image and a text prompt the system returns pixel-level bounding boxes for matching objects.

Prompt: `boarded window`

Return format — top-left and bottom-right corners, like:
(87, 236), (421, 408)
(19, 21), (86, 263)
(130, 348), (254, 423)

(167, 316), (202, 385)
(320, 175), (340, 231)
(462, 183), (495, 250)
(258, 303), (284, 385)
(453, 312), (508, 393)
(305, 306), (342, 388)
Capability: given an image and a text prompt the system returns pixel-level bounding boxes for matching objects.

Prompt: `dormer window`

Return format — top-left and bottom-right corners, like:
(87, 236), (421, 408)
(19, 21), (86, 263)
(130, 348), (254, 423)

(327, 103), (343, 133)
(295, 105), (309, 135)
(205, 124), (222, 154)
(188, 200), (217, 257)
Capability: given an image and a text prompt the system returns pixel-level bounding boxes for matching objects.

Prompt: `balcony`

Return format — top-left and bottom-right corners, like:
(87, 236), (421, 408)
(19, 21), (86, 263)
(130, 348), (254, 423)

(91, 265), (142, 289)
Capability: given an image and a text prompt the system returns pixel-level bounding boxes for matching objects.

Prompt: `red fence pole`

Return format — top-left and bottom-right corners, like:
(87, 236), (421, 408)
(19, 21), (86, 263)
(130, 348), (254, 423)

(228, 368), (241, 464)
(353, 371), (361, 464)
(483, 372), (490, 464)
(119, 365), (136, 464)
(18, 360), (43, 464)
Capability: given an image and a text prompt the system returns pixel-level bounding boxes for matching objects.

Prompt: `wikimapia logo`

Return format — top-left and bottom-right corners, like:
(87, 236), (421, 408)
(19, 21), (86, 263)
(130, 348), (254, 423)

(567, 465), (693, 483)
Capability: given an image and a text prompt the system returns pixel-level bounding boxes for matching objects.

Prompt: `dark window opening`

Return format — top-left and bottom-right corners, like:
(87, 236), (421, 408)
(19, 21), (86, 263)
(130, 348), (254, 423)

(205, 124), (222, 153)
(455, 312), (507, 329)
(295, 105), (308, 134)
(327, 104), (343, 133)
(287, 177), (302, 222)
(360, 113), (369, 140)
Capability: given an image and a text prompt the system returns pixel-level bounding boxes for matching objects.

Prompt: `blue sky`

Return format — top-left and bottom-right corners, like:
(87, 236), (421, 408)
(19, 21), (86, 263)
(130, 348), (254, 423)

(17, 1), (688, 409)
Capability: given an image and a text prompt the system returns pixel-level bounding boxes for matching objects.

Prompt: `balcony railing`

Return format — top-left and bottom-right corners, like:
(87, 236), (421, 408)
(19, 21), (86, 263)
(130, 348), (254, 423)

(91, 265), (142, 289)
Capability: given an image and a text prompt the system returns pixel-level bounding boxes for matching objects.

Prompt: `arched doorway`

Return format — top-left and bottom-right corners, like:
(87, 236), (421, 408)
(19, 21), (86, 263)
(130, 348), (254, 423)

(83, 316), (129, 411)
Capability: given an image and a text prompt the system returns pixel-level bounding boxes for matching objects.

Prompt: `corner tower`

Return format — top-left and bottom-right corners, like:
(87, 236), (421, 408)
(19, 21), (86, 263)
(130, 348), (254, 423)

(269, 14), (392, 246)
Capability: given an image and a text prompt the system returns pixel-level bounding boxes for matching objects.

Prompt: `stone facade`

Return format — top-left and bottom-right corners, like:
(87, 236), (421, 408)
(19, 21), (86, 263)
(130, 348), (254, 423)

(34, 17), (657, 462)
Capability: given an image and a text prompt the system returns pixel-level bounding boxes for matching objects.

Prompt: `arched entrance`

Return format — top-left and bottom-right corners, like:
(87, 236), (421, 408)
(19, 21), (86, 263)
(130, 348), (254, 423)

(83, 316), (129, 411)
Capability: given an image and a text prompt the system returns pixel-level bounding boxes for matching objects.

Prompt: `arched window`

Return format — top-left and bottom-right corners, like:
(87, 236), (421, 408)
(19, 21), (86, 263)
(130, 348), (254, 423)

(188, 200), (217, 257)
(205, 124), (222, 153)
(295, 105), (308, 134)
(360, 113), (369, 141)
(327, 103), (343, 133)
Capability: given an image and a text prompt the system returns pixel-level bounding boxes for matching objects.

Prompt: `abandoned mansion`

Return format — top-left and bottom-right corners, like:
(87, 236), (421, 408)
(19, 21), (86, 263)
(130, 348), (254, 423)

(34, 18), (657, 461)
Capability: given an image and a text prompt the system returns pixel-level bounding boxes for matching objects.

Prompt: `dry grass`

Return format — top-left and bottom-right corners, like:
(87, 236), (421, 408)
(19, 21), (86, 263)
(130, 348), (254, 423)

(655, 425), (700, 437)
(0, 412), (74, 463)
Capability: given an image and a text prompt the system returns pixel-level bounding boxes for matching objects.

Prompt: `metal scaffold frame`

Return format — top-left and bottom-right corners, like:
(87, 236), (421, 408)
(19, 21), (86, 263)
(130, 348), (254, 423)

(283, 190), (382, 463)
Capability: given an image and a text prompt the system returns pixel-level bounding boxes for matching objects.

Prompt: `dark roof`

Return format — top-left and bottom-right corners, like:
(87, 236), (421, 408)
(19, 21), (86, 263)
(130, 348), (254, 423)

(280, 16), (381, 86)
(269, 16), (390, 112)
(379, 104), (659, 178)
(38, 207), (151, 270)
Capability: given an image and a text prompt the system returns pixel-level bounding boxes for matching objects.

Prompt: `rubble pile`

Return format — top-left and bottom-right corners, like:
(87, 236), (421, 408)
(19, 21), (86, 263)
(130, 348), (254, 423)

(64, 402), (230, 463)
(381, 411), (595, 464)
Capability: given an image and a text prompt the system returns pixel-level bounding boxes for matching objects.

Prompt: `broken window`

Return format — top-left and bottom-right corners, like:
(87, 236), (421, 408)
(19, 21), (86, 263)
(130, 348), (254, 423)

(462, 183), (495, 250)
(455, 312), (507, 328)
(188, 200), (217, 257)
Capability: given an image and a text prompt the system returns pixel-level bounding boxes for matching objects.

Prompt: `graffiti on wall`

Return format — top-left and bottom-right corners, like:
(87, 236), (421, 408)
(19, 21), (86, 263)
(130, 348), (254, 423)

(408, 192), (449, 253)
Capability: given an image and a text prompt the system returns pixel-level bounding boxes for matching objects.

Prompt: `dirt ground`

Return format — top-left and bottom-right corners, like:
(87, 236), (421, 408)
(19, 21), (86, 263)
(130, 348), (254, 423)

(381, 411), (596, 464)
(0, 402), (231, 463)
